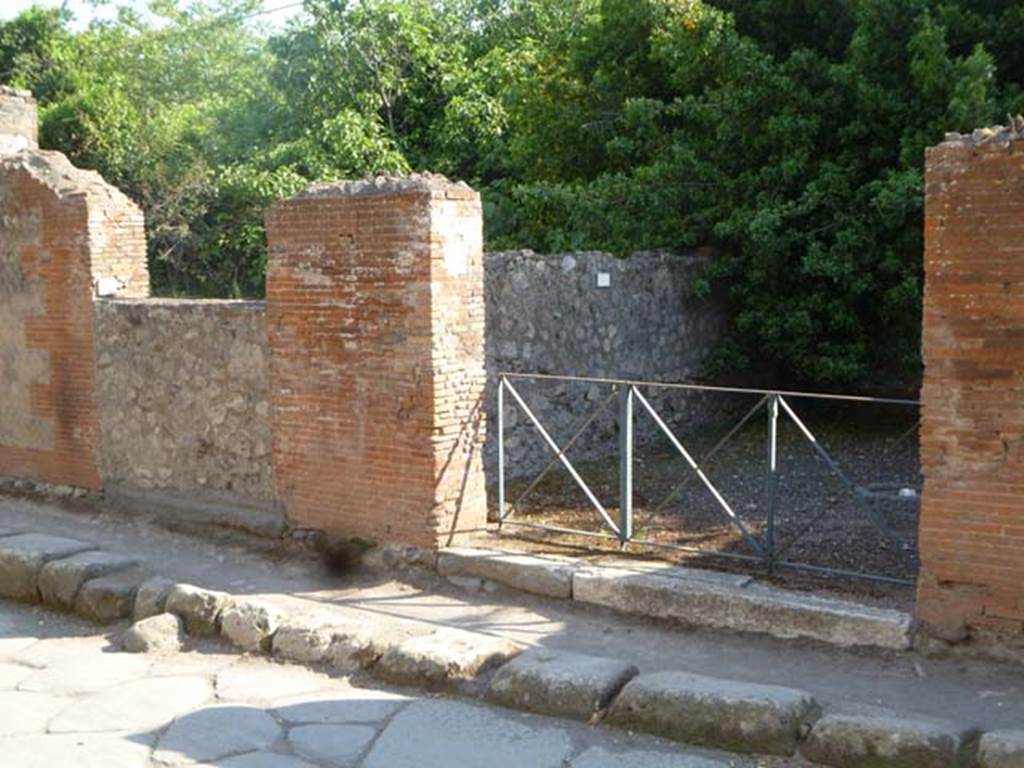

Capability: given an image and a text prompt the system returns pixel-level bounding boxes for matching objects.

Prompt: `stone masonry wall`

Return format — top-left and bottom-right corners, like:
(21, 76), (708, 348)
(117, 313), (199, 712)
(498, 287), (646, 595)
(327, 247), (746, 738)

(485, 250), (727, 477)
(0, 86), (38, 153)
(917, 123), (1024, 643)
(93, 299), (273, 502)
(266, 176), (487, 547)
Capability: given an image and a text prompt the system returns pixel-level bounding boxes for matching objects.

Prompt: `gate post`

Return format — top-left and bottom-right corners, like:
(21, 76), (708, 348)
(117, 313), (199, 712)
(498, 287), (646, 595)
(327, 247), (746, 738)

(917, 124), (1024, 643)
(265, 176), (488, 548)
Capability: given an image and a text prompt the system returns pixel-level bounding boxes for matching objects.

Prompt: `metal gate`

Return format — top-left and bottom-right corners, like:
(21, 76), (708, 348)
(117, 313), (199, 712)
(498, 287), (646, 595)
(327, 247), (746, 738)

(495, 372), (920, 585)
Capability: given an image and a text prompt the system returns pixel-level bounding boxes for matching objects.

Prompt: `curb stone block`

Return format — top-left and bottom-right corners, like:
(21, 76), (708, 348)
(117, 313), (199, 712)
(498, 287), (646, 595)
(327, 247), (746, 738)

(328, 626), (387, 672)
(606, 670), (819, 756)
(361, 543), (439, 571)
(0, 534), (95, 601)
(375, 628), (524, 689)
(573, 565), (912, 650)
(165, 583), (233, 636)
(221, 600), (284, 652)
(37, 551), (140, 610)
(272, 624), (335, 664)
(437, 548), (576, 599)
(134, 576), (175, 620)
(74, 568), (150, 622)
(122, 613), (186, 654)
(801, 712), (966, 768)
(979, 730), (1024, 768)
(487, 648), (638, 721)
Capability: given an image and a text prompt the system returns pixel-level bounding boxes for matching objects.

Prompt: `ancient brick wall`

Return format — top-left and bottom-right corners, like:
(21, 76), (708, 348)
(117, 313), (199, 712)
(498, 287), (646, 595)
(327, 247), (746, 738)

(917, 125), (1024, 642)
(266, 176), (487, 546)
(0, 90), (149, 491)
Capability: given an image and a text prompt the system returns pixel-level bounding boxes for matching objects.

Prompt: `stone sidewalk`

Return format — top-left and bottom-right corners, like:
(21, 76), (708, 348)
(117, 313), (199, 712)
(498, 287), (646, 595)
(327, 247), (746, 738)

(0, 600), (758, 768)
(2, 495), (1023, 735)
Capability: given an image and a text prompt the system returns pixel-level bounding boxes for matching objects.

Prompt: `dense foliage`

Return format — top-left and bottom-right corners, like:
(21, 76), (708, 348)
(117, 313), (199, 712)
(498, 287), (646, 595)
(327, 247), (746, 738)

(3, 0), (1023, 385)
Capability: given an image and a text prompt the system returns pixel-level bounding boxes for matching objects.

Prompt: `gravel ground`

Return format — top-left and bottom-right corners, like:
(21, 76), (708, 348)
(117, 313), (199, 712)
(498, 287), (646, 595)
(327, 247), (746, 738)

(493, 397), (920, 606)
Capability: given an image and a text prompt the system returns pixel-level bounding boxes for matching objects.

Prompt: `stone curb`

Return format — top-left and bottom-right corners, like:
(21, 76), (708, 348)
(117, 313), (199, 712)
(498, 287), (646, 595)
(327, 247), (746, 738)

(436, 547), (576, 599)
(369, 543), (913, 651)
(978, 730), (1024, 768)
(572, 563), (912, 650)
(800, 711), (970, 768)
(486, 647), (638, 721)
(606, 670), (821, 756)
(0, 531), (980, 766)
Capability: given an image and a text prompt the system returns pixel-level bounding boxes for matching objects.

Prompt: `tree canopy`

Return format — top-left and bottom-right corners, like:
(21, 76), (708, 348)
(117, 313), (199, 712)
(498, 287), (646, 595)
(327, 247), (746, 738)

(3, 0), (1022, 386)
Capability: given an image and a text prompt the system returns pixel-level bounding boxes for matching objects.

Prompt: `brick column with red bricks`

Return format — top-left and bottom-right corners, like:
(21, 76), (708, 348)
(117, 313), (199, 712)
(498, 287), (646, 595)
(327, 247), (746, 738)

(265, 175), (487, 547)
(917, 124), (1024, 643)
(0, 88), (148, 490)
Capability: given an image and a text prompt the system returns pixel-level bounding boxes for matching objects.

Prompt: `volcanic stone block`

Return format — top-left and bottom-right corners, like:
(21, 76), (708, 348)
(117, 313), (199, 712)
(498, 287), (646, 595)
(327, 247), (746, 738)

(487, 648), (637, 721)
(801, 712), (966, 768)
(0, 534), (95, 601)
(38, 551), (140, 609)
(607, 670), (820, 756)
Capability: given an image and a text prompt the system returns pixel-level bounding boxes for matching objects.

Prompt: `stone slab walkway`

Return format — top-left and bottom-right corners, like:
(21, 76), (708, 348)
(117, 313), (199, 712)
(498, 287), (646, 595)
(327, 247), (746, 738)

(0, 599), (765, 768)
(2, 496), (1024, 734)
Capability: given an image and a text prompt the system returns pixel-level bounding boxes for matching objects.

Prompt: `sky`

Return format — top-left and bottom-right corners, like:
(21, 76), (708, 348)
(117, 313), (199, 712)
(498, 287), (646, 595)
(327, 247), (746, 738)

(0, 0), (304, 30)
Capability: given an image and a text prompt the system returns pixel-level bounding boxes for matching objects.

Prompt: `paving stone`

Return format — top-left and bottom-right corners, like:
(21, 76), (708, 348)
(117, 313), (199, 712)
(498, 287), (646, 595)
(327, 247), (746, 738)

(18, 652), (151, 694)
(573, 565), (912, 650)
(165, 583), (233, 636)
(290, 724), (378, 767)
(272, 623), (335, 663)
(210, 753), (317, 768)
(437, 548), (577, 599)
(375, 628), (523, 689)
(134, 576), (175, 619)
(801, 712), (965, 768)
(0, 634), (39, 659)
(0, 660), (33, 688)
(10, 633), (111, 668)
(571, 745), (726, 768)
(122, 612), (186, 653)
(273, 689), (407, 724)
(153, 705), (283, 765)
(216, 662), (338, 704)
(0, 732), (153, 768)
(221, 599), (284, 652)
(363, 699), (574, 768)
(606, 670), (820, 756)
(979, 730), (1024, 768)
(0, 534), (95, 601)
(74, 568), (150, 622)
(37, 550), (140, 610)
(0, 689), (72, 735)
(488, 647), (637, 720)
(327, 625), (387, 672)
(49, 675), (214, 733)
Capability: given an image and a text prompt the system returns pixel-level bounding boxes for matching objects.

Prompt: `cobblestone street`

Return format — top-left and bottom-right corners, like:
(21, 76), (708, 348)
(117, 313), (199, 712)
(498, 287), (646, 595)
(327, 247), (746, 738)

(0, 599), (756, 768)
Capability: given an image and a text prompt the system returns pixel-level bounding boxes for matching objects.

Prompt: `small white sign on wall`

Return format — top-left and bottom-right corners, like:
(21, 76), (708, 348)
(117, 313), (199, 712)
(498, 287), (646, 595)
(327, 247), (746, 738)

(95, 276), (121, 297)
(596, 272), (611, 288)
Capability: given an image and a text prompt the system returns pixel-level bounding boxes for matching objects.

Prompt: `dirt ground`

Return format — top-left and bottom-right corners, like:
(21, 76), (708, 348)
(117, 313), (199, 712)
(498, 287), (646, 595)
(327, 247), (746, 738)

(491, 397), (920, 609)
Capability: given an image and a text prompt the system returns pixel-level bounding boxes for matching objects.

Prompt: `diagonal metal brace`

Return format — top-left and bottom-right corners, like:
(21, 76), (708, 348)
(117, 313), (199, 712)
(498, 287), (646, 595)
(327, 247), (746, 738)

(777, 396), (899, 545)
(502, 378), (621, 535)
(632, 387), (765, 557)
(510, 387), (619, 514)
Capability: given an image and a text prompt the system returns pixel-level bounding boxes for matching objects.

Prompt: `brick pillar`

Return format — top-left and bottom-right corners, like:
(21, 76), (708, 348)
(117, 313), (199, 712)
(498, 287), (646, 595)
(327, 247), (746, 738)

(265, 176), (487, 547)
(0, 89), (148, 490)
(917, 125), (1024, 642)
